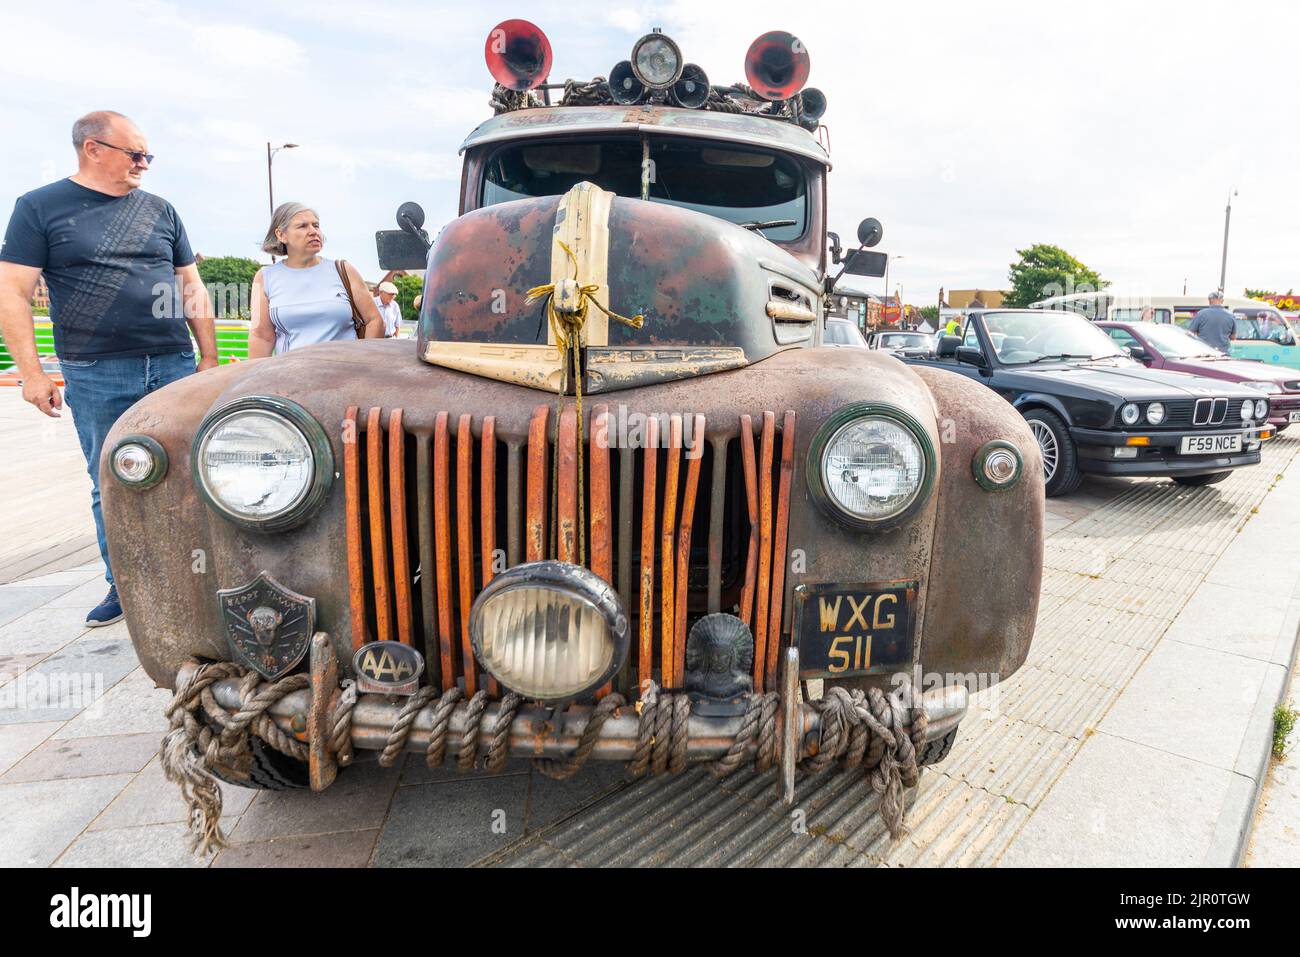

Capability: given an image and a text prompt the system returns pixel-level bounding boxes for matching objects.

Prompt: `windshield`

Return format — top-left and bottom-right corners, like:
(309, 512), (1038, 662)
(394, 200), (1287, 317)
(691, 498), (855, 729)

(879, 333), (929, 348)
(980, 311), (1125, 364)
(481, 136), (808, 241)
(825, 321), (867, 346)
(1232, 308), (1295, 344)
(1138, 323), (1223, 358)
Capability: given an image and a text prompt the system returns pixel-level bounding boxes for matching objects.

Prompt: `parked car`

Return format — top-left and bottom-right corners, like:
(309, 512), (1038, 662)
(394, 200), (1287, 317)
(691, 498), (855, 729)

(906, 309), (1273, 495)
(867, 329), (933, 357)
(823, 318), (868, 347)
(1099, 321), (1300, 433)
(100, 23), (1043, 830)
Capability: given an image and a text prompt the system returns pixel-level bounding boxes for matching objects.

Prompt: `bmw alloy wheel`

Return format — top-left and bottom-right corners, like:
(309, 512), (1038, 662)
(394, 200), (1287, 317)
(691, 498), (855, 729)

(1028, 419), (1058, 481)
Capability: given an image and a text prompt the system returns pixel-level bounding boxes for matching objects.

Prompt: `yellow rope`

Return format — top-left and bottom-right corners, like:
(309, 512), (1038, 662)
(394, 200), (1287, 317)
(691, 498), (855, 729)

(526, 242), (644, 567)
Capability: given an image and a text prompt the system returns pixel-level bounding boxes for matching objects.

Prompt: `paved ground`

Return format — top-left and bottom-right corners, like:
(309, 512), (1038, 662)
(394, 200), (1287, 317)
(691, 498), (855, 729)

(1, 389), (1296, 866)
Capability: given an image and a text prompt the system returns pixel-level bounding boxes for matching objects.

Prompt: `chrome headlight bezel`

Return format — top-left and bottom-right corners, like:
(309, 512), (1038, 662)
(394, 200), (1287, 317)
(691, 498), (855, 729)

(190, 396), (334, 533)
(469, 560), (629, 702)
(630, 31), (683, 88)
(1120, 403), (1140, 426)
(806, 403), (936, 532)
(110, 434), (168, 490)
(972, 440), (1023, 492)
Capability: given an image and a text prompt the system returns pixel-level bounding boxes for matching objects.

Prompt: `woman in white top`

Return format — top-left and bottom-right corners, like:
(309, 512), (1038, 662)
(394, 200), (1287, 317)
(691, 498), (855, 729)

(248, 203), (383, 357)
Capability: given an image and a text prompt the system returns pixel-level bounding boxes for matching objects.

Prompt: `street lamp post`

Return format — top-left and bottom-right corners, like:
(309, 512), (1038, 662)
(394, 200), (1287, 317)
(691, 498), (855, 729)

(1219, 187), (1237, 294)
(266, 141), (299, 263)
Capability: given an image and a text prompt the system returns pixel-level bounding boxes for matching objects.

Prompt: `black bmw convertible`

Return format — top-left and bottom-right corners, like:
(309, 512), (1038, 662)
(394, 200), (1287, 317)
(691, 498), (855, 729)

(906, 309), (1274, 495)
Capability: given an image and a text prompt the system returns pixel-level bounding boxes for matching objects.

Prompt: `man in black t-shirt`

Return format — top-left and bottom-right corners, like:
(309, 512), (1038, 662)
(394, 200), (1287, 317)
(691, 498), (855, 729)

(0, 110), (217, 626)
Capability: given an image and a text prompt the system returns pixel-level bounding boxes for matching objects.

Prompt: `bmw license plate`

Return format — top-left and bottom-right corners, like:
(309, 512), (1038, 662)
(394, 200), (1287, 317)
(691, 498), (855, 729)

(1289, 411), (1300, 423)
(1179, 434), (1242, 455)
(793, 581), (917, 679)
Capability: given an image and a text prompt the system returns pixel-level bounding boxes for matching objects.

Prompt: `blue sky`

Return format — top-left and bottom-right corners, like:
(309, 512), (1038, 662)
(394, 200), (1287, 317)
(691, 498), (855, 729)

(2, 0), (1297, 303)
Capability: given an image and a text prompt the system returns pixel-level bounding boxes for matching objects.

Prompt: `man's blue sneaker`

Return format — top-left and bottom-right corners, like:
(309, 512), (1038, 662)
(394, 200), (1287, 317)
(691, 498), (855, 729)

(86, 585), (124, 627)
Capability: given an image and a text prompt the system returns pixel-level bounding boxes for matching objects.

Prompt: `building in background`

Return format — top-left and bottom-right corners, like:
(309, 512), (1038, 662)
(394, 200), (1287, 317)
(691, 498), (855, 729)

(939, 287), (1009, 325)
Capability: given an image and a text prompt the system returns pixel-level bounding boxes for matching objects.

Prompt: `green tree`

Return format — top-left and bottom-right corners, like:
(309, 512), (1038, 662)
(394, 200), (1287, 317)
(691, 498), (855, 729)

(1245, 288), (1288, 300)
(1005, 244), (1106, 308)
(197, 256), (261, 318)
(394, 273), (424, 322)
(917, 305), (939, 323)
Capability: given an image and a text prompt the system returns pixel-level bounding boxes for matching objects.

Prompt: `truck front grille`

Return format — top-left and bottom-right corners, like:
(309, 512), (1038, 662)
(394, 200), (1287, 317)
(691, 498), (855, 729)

(341, 404), (796, 699)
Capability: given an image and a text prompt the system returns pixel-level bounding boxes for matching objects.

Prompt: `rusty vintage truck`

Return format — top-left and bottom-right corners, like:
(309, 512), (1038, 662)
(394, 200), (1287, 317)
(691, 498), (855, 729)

(102, 23), (1043, 838)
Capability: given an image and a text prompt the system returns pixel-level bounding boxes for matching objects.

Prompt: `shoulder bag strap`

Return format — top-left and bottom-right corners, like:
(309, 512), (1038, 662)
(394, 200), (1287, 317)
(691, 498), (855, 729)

(335, 259), (366, 338)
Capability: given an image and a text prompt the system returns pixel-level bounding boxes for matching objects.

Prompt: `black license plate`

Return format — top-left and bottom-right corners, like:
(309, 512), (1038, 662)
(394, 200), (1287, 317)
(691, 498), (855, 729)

(793, 581), (917, 679)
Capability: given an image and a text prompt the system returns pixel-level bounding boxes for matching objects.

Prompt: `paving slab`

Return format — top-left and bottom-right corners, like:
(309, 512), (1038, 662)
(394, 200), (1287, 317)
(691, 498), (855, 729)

(90, 756), (256, 831)
(0, 606), (92, 656)
(1160, 583), (1295, 666)
(374, 773), (529, 867)
(997, 732), (1240, 867)
(0, 774), (134, 866)
(230, 756), (400, 843)
(54, 822), (210, 868)
(0, 636), (138, 725)
(0, 720), (63, 776)
(213, 830), (380, 868)
(54, 667), (171, 739)
(0, 731), (162, 783)
(0, 587), (71, 629)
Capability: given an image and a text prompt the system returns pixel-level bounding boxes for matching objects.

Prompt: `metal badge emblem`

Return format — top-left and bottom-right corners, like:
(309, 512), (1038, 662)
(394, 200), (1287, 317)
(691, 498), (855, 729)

(217, 573), (316, 680)
(353, 641), (425, 696)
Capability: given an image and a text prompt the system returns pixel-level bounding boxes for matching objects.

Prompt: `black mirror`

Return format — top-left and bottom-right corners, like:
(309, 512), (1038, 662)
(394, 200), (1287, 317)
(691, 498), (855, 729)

(397, 201), (426, 233)
(936, 334), (961, 358)
(856, 217), (884, 248)
(843, 249), (888, 278)
(1128, 345), (1149, 361)
(956, 345), (987, 367)
(827, 230), (843, 265)
(375, 230), (430, 271)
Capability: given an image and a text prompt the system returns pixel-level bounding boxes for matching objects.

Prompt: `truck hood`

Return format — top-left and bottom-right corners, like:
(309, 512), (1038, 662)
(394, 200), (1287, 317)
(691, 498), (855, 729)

(417, 181), (822, 394)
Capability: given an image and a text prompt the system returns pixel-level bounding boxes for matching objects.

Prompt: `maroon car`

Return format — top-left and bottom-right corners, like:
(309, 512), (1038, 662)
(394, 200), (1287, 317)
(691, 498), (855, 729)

(1099, 321), (1300, 432)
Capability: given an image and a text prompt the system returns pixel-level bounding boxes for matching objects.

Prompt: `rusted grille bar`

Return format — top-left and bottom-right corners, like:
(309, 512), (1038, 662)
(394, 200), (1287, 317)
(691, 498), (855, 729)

(766, 411), (797, 691)
(590, 405), (613, 583)
(366, 407), (392, 644)
(415, 433), (438, 686)
(673, 413), (705, 685)
(738, 414), (759, 634)
(388, 409), (413, 646)
(505, 441), (523, 569)
(481, 418), (500, 697)
(343, 406), (367, 651)
(753, 411), (776, 693)
(456, 413), (476, 696)
(526, 406), (549, 563)
(638, 419), (658, 687)
(660, 415), (682, 686)
(557, 407), (578, 563)
(706, 434), (727, 615)
(433, 411), (455, 692)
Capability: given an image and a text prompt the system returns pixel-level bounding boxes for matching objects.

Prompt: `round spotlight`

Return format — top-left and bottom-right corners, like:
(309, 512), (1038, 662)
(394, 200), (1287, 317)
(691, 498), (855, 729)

(607, 60), (646, 104)
(972, 440), (1024, 492)
(110, 435), (168, 490)
(631, 32), (683, 89)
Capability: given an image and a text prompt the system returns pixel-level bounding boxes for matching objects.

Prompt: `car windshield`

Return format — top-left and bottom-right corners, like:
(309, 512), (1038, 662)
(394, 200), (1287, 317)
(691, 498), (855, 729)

(1138, 323), (1223, 358)
(482, 135), (808, 241)
(825, 321), (867, 346)
(879, 333), (929, 348)
(1232, 309), (1295, 344)
(981, 311), (1125, 364)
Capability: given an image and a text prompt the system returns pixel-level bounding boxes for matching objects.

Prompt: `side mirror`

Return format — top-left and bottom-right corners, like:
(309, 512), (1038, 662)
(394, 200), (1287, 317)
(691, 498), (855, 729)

(376, 201), (433, 270)
(936, 334), (961, 359)
(856, 217), (884, 248)
(397, 202), (426, 234)
(1128, 345), (1150, 362)
(956, 345), (987, 367)
(842, 249), (888, 278)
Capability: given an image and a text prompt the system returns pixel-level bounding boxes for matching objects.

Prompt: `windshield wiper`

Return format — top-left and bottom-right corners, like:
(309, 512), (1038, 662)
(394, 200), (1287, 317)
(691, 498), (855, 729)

(740, 219), (797, 232)
(1023, 353), (1097, 364)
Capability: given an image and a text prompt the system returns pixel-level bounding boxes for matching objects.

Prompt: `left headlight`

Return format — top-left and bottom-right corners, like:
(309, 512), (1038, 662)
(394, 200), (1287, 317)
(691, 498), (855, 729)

(1255, 398), (1269, 421)
(110, 435), (168, 489)
(470, 561), (629, 701)
(191, 396), (334, 532)
(808, 404), (935, 530)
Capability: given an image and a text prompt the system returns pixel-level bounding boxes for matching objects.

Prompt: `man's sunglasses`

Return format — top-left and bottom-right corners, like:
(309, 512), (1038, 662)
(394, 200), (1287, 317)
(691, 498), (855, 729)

(92, 140), (154, 165)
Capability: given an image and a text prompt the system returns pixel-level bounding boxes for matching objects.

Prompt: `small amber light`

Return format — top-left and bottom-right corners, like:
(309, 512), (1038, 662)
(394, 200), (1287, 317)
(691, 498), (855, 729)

(1126, 436), (1150, 446)
(1262, 429), (1275, 440)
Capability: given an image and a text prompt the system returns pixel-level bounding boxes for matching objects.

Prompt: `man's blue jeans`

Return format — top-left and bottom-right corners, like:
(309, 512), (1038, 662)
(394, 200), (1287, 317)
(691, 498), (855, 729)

(60, 351), (196, 585)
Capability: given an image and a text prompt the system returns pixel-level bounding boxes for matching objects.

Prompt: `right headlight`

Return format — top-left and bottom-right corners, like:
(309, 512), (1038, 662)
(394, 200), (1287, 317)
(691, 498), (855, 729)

(807, 404), (935, 530)
(1255, 398), (1269, 421)
(1241, 399), (1255, 422)
(1146, 402), (1166, 425)
(191, 396), (333, 532)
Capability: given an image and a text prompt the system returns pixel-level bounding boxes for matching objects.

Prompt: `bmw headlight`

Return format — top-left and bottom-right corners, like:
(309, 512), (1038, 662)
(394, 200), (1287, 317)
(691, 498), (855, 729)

(808, 404), (935, 529)
(191, 397), (333, 532)
(1120, 403), (1140, 426)
(1255, 398), (1269, 421)
(1146, 402), (1166, 425)
(1241, 399), (1255, 422)
(470, 561), (628, 701)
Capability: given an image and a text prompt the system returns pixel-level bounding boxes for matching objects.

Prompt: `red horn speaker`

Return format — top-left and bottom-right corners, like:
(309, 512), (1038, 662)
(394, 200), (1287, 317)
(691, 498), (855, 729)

(484, 19), (553, 91)
(744, 30), (810, 101)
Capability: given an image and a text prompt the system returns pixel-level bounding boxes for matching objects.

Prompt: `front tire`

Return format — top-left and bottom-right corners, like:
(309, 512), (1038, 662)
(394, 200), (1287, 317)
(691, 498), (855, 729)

(1174, 471), (1231, 488)
(1023, 408), (1083, 496)
(205, 735), (311, 790)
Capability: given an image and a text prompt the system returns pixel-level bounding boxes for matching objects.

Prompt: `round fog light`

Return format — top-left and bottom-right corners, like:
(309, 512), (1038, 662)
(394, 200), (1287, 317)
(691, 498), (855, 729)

(973, 440), (1023, 491)
(110, 435), (167, 489)
(470, 561), (629, 701)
